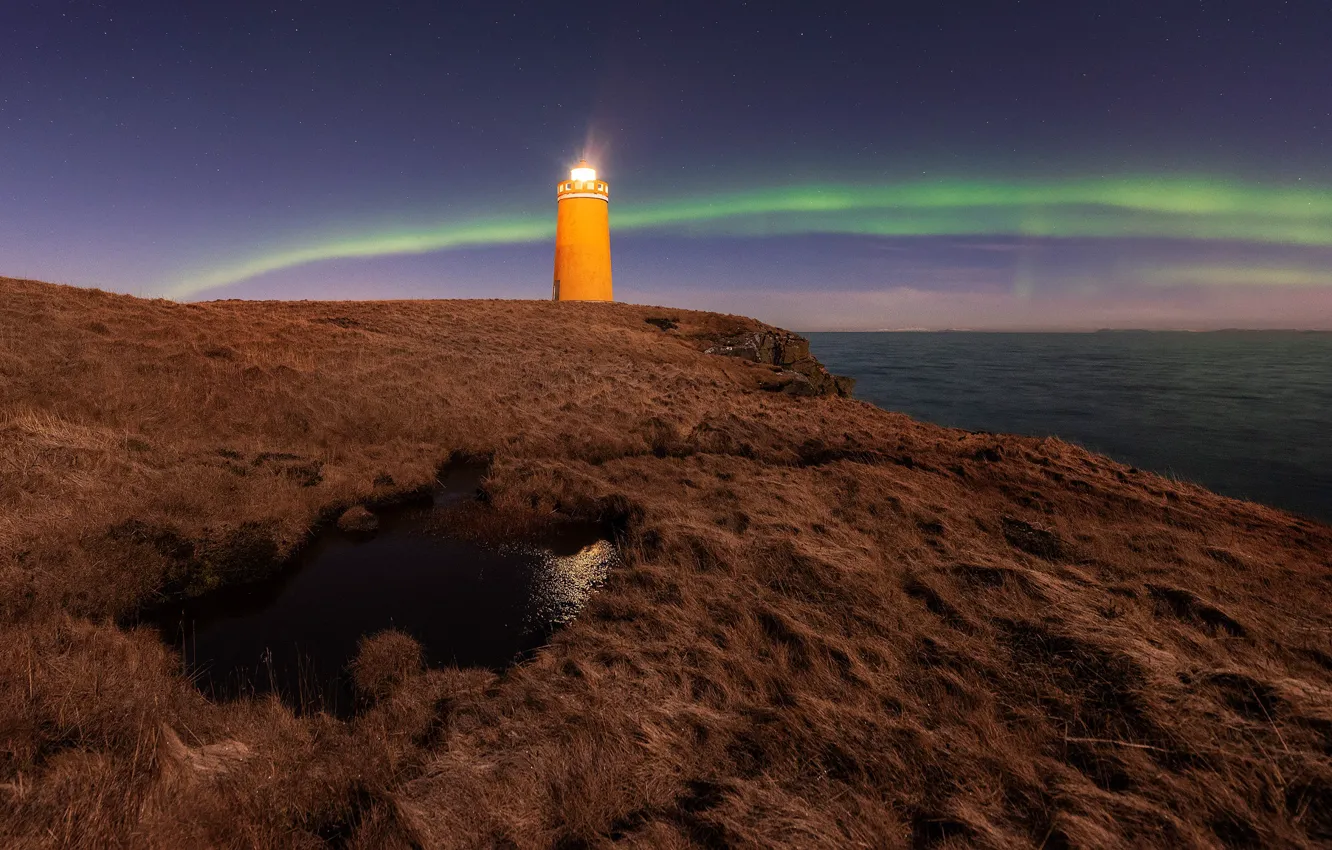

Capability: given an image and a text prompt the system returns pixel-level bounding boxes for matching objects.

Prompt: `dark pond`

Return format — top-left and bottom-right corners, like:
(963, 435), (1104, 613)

(143, 464), (619, 716)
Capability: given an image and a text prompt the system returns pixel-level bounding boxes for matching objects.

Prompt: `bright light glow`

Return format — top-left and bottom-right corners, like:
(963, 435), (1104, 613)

(571, 166), (596, 181)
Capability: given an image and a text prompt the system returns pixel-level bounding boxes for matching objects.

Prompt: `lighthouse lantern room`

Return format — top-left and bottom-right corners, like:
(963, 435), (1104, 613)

(552, 160), (613, 301)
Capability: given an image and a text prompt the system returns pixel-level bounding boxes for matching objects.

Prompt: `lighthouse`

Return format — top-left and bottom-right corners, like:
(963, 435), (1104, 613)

(552, 161), (613, 301)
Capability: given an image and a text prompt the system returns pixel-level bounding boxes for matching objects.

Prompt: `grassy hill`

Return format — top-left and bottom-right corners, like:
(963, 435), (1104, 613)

(1, 276), (1330, 848)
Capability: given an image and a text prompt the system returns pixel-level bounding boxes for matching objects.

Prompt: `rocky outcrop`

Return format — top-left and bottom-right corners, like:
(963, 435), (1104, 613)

(704, 329), (856, 397)
(337, 505), (379, 533)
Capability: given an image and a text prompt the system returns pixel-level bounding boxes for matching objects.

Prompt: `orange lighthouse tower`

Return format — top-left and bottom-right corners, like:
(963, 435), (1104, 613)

(552, 160), (613, 301)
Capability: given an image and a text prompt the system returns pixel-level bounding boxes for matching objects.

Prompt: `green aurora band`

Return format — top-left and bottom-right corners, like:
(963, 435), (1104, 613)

(168, 176), (1332, 298)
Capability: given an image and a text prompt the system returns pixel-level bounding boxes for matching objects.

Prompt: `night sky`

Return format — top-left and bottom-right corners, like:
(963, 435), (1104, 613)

(4, 1), (1331, 329)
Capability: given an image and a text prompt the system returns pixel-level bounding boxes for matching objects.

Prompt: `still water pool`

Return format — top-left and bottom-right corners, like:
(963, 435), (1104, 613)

(144, 465), (619, 716)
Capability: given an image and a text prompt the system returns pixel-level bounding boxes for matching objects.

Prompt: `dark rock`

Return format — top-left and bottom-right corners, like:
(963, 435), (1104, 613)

(705, 329), (807, 364)
(645, 316), (679, 331)
(337, 506), (379, 534)
(704, 329), (855, 397)
(760, 372), (820, 396)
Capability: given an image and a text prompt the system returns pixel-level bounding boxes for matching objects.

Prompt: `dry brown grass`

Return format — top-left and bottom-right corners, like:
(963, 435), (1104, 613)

(1, 275), (1331, 848)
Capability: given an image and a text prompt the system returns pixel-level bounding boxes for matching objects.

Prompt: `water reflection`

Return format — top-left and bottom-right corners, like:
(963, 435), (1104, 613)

(526, 538), (618, 626)
(140, 467), (620, 716)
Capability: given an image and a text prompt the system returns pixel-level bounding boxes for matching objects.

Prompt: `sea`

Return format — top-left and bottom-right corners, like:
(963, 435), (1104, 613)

(804, 331), (1332, 524)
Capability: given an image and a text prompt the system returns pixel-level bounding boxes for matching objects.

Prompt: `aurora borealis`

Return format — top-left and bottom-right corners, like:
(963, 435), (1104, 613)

(171, 176), (1332, 299)
(4, 1), (1332, 328)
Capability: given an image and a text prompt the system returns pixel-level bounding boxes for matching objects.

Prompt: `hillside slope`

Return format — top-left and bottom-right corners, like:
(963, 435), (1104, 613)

(1, 276), (1330, 848)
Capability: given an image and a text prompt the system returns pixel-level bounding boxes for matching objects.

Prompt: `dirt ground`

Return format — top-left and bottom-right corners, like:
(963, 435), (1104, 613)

(1, 276), (1330, 848)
